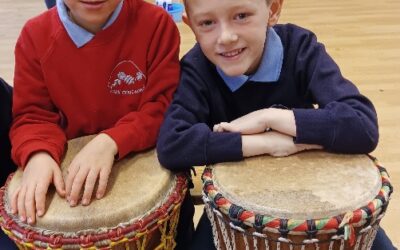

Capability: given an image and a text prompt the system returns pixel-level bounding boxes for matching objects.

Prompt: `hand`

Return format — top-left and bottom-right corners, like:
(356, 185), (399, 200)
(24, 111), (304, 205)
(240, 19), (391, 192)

(11, 152), (65, 224)
(213, 109), (269, 134)
(213, 108), (296, 136)
(65, 133), (117, 207)
(242, 131), (322, 157)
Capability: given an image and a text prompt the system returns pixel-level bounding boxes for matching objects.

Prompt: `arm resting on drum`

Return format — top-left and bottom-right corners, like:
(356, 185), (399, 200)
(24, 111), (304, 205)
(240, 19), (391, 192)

(213, 108), (297, 137)
(291, 32), (379, 153)
(242, 131), (322, 157)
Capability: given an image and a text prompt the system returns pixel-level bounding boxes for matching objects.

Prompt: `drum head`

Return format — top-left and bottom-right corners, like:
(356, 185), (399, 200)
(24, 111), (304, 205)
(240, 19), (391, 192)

(5, 136), (174, 233)
(211, 151), (381, 220)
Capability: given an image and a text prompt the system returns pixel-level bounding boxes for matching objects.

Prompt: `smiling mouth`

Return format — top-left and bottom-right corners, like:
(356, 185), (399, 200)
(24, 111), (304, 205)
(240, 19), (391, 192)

(220, 48), (245, 58)
(80, 1), (106, 5)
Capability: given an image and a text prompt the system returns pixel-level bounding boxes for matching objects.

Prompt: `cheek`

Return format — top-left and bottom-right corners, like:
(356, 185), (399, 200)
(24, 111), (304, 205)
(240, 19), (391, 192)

(197, 35), (215, 53)
(199, 42), (214, 59)
(110, 0), (122, 10)
(63, 0), (73, 10)
(247, 30), (266, 48)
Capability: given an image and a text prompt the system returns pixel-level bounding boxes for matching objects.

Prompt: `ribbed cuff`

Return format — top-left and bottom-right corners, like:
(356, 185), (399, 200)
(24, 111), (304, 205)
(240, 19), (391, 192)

(15, 140), (63, 168)
(206, 132), (243, 164)
(293, 108), (334, 147)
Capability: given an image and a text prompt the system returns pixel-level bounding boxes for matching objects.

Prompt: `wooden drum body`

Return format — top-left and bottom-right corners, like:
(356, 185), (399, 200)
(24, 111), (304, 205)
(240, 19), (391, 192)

(202, 152), (392, 250)
(0, 136), (187, 249)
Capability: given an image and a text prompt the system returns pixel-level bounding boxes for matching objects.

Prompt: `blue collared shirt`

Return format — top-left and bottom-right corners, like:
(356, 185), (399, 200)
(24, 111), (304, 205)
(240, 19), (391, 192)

(217, 27), (284, 92)
(56, 0), (124, 48)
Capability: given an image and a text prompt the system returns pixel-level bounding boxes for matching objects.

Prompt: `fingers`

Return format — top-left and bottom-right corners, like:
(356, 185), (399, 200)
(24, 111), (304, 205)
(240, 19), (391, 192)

(53, 167), (66, 198)
(213, 123), (221, 132)
(96, 168), (111, 200)
(11, 186), (21, 214)
(295, 143), (323, 152)
(270, 151), (290, 157)
(25, 184), (36, 224)
(308, 144), (323, 150)
(68, 166), (90, 206)
(11, 153), (62, 224)
(17, 186), (27, 222)
(213, 122), (230, 132)
(65, 163), (80, 200)
(81, 169), (99, 206)
(219, 122), (235, 132)
(35, 182), (50, 217)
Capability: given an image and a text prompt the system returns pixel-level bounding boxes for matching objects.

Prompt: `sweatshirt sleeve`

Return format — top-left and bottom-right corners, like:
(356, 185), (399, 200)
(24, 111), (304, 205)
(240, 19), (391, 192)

(156, 56), (242, 171)
(10, 25), (66, 168)
(292, 29), (378, 153)
(102, 13), (181, 159)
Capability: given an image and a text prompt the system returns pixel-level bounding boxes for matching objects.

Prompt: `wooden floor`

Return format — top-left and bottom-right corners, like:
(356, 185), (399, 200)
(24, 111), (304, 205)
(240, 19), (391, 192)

(0, 0), (398, 247)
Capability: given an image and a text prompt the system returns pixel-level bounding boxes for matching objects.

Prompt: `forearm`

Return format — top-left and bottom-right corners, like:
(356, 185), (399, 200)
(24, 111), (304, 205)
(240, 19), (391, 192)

(11, 85), (66, 167)
(104, 57), (179, 158)
(264, 108), (297, 136)
(157, 121), (242, 170)
(11, 30), (67, 167)
(294, 99), (378, 153)
(295, 35), (379, 153)
(242, 131), (322, 158)
(242, 134), (269, 157)
(103, 109), (164, 159)
(11, 89), (66, 168)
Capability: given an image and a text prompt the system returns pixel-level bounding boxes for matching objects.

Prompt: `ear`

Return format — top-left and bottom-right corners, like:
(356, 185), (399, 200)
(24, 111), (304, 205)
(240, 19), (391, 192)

(268, 0), (283, 27)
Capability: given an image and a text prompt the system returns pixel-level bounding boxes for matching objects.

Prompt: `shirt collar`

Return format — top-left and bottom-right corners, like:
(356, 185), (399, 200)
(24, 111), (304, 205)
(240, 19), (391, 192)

(57, 0), (124, 48)
(217, 27), (283, 92)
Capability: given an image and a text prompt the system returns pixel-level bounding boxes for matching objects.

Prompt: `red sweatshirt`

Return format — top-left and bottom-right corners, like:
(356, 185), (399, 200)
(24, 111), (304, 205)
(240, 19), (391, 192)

(10, 0), (180, 167)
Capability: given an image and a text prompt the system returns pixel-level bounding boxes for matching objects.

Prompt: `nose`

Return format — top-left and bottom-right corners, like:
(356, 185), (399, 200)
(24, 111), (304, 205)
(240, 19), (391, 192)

(217, 24), (238, 45)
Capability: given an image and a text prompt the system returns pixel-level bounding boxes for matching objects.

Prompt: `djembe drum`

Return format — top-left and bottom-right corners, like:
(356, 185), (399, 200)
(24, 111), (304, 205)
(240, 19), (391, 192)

(202, 151), (392, 250)
(0, 136), (187, 249)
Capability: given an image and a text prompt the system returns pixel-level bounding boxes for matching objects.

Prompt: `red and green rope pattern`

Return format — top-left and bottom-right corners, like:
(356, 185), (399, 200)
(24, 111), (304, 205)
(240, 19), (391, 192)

(202, 155), (392, 244)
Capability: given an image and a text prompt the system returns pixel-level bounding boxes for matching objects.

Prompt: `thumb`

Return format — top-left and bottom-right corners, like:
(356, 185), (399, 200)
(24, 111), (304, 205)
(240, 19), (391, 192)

(53, 167), (66, 197)
(219, 122), (235, 132)
(213, 124), (221, 132)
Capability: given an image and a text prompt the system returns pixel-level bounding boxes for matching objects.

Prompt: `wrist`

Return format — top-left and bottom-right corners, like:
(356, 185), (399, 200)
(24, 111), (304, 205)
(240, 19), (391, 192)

(25, 151), (57, 171)
(27, 151), (54, 164)
(97, 133), (118, 156)
(242, 133), (271, 157)
(267, 108), (296, 136)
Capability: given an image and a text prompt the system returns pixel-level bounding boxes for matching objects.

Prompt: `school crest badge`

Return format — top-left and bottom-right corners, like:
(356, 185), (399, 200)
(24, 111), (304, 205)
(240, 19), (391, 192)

(108, 60), (146, 95)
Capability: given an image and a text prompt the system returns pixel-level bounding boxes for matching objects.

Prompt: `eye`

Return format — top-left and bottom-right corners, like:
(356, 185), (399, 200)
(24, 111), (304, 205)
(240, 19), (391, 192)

(199, 20), (215, 27)
(234, 13), (250, 21)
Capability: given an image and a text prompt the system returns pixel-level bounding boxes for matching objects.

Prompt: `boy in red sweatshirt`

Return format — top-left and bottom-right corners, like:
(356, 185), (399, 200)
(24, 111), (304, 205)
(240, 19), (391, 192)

(10, 0), (180, 230)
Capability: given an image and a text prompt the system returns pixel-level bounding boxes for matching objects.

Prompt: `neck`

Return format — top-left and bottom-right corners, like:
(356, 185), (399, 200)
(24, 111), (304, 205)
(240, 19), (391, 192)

(68, 10), (106, 34)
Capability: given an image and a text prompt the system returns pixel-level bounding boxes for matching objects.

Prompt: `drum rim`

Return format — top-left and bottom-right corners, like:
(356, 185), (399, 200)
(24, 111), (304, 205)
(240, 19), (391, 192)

(0, 173), (187, 248)
(201, 154), (392, 241)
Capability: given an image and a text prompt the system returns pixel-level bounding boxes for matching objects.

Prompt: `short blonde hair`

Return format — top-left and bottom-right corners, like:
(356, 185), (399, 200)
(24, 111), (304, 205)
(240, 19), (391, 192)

(183, 0), (271, 3)
(183, 0), (272, 13)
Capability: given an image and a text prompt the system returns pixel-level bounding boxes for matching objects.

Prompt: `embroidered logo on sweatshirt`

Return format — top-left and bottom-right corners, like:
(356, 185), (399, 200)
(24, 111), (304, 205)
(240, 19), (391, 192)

(108, 60), (146, 95)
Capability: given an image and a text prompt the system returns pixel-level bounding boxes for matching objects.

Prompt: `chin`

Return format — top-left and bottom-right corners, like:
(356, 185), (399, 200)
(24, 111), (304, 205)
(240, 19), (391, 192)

(220, 67), (247, 77)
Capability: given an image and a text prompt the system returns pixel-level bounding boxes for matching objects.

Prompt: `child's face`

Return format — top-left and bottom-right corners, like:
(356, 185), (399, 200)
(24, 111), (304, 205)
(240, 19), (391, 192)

(186, 0), (276, 76)
(63, 0), (122, 33)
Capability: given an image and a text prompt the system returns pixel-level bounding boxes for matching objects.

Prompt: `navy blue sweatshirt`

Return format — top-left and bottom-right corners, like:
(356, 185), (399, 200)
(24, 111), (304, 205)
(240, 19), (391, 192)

(157, 24), (378, 171)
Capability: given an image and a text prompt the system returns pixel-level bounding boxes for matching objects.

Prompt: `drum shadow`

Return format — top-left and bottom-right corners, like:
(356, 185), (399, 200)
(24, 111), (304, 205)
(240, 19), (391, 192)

(44, 186), (56, 212)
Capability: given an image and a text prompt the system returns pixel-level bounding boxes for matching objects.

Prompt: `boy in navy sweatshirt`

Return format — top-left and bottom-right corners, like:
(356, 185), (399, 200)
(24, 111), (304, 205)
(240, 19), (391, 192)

(157, 0), (396, 249)
(0, 78), (18, 249)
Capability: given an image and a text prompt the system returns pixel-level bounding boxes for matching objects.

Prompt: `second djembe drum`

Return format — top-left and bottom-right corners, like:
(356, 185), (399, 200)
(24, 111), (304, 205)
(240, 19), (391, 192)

(202, 151), (392, 250)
